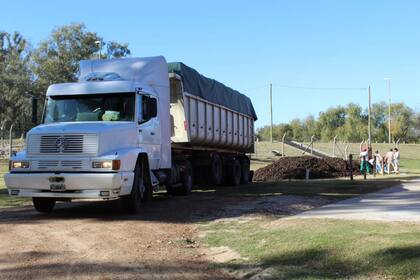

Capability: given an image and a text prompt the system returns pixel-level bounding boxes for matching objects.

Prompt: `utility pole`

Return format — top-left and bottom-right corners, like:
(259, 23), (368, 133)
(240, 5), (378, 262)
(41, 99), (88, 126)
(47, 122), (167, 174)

(368, 85), (372, 146)
(270, 83), (273, 143)
(385, 78), (391, 144)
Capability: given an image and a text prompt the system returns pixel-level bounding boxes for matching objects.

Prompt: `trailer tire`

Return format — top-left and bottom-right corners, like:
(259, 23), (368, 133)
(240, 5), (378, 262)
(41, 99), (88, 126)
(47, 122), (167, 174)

(121, 162), (144, 213)
(210, 153), (223, 185)
(32, 197), (55, 213)
(229, 159), (242, 186)
(240, 157), (250, 184)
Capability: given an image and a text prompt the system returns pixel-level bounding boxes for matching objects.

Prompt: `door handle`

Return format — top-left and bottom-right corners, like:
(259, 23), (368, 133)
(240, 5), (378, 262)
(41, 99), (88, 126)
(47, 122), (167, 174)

(150, 132), (155, 135)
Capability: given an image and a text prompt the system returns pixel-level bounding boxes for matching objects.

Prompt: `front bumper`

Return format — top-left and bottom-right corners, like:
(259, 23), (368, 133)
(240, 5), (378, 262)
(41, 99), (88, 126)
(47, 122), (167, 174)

(4, 172), (134, 199)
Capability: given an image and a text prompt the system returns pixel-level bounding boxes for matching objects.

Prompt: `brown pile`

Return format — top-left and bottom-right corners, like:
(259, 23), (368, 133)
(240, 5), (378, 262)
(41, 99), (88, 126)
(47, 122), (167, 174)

(253, 156), (356, 182)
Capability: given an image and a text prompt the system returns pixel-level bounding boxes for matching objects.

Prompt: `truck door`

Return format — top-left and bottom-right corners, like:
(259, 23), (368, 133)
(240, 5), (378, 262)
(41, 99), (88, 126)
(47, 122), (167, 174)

(137, 93), (160, 170)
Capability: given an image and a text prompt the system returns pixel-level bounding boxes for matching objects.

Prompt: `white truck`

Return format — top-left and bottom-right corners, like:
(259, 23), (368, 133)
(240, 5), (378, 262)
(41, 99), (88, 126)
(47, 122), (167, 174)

(5, 56), (257, 213)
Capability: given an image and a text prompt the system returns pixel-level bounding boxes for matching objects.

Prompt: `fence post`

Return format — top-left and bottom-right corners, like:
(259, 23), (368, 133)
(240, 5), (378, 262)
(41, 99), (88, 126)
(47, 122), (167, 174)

(282, 133), (286, 157)
(310, 135), (315, 155)
(332, 135), (337, 157)
(362, 155), (367, 180)
(9, 124), (14, 159)
(305, 169), (310, 182)
(349, 154), (353, 181)
(373, 155), (376, 178)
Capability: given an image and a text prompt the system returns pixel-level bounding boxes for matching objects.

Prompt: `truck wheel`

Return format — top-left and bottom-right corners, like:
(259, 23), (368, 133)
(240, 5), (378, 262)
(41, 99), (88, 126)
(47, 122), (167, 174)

(240, 158), (250, 184)
(168, 160), (193, 195)
(229, 159), (242, 186)
(122, 162), (144, 213)
(179, 160), (193, 195)
(210, 153), (223, 185)
(32, 197), (56, 213)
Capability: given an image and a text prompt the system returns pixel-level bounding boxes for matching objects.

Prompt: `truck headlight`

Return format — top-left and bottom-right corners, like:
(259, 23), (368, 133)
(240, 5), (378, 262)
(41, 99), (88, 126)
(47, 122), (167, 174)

(92, 160), (120, 170)
(10, 161), (30, 170)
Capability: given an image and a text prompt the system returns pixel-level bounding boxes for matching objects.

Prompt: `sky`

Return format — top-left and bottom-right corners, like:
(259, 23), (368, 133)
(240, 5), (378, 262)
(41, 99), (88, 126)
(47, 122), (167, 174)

(1, 0), (420, 128)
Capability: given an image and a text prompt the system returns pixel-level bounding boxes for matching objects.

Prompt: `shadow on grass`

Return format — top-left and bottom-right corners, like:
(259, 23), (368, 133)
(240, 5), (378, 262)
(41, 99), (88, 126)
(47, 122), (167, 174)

(218, 245), (420, 279)
(0, 251), (232, 280)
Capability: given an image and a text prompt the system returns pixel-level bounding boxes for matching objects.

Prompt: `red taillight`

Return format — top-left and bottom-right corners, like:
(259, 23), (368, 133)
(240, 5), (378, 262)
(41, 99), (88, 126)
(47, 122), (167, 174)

(184, 120), (188, 131)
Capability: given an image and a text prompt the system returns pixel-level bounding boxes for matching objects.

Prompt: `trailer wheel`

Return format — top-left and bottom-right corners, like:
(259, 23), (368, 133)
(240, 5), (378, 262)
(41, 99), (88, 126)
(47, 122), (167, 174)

(210, 153), (223, 185)
(122, 162), (144, 213)
(32, 197), (56, 213)
(229, 159), (242, 186)
(240, 158), (250, 184)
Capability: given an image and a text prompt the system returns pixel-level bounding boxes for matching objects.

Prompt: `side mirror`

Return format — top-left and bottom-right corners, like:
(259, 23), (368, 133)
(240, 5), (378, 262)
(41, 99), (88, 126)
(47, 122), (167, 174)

(31, 97), (38, 125)
(142, 97), (157, 121)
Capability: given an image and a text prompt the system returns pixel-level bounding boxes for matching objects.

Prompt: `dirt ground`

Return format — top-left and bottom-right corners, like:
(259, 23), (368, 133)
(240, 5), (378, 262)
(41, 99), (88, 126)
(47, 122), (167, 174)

(0, 189), (331, 280)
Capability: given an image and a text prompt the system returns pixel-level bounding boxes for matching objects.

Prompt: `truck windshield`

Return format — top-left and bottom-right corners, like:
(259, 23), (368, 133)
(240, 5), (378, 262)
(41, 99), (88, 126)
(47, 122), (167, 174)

(43, 93), (135, 124)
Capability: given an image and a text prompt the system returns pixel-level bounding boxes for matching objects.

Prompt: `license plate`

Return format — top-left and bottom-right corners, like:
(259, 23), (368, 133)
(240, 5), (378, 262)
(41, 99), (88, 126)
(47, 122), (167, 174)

(50, 183), (66, 192)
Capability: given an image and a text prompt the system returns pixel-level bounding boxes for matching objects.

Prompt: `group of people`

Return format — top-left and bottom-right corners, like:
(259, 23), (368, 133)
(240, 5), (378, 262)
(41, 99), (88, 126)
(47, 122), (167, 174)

(359, 147), (400, 174)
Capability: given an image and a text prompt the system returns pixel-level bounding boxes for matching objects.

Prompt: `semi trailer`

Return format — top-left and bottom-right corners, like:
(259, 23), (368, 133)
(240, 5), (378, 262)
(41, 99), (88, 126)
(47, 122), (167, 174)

(4, 56), (257, 213)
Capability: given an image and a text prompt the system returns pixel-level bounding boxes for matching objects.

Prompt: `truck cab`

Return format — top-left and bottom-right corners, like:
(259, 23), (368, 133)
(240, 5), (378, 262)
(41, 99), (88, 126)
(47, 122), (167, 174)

(5, 57), (171, 213)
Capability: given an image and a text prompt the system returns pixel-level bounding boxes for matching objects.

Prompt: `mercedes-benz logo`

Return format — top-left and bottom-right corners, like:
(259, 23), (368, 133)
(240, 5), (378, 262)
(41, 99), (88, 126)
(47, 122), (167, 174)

(55, 137), (65, 151)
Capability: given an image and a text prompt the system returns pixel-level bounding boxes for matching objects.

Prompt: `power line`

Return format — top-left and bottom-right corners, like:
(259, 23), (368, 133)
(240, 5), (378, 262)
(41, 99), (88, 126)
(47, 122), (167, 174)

(273, 84), (367, 91)
(242, 83), (367, 93)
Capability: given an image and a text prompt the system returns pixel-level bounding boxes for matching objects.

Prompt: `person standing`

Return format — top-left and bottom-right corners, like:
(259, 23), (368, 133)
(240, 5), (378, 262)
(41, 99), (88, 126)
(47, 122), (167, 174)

(359, 148), (372, 174)
(393, 148), (400, 174)
(385, 149), (394, 174)
(373, 150), (383, 174)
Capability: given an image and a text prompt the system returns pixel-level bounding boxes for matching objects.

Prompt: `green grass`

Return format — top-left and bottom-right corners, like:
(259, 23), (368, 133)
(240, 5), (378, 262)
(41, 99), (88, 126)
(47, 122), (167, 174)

(400, 159), (420, 174)
(201, 218), (420, 279)
(199, 176), (418, 279)
(0, 159), (29, 208)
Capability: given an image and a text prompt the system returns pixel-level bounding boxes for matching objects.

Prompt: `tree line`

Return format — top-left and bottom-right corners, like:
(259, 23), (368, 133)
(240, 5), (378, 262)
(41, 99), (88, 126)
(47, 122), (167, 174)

(256, 102), (420, 143)
(0, 23), (131, 136)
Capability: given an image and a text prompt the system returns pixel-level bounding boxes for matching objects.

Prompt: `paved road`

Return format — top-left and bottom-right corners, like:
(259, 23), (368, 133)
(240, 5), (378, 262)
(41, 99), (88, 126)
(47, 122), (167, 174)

(295, 179), (420, 222)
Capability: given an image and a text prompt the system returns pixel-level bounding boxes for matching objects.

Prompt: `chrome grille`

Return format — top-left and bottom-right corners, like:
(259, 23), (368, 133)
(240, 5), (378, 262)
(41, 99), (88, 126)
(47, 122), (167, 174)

(28, 134), (98, 155)
(37, 160), (59, 169)
(61, 160), (83, 168)
(36, 160), (84, 170)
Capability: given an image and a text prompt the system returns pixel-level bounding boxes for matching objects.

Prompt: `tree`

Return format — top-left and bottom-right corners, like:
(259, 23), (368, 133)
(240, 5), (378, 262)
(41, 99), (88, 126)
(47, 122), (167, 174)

(391, 103), (415, 142)
(0, 31), (32, 134)
(339, 103), (367, 142)
(105, 41), (130, 58)
(371, 102), (388, 143)
(32, 23), (131, 95)
(317, 106), (346, 141)
(302, 115), (319, 141)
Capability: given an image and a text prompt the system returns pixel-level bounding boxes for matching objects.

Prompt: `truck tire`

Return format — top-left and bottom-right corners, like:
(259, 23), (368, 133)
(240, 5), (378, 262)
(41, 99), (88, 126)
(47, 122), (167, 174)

(210, 153), (223, 185)
(181, 160), (194, 195)
(167, 160), (193, 195)
(240, 157), (250, 184)
(32, 197), (56, 213)
(122, 162), (144, 213)
(228, 159), (242, 186)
